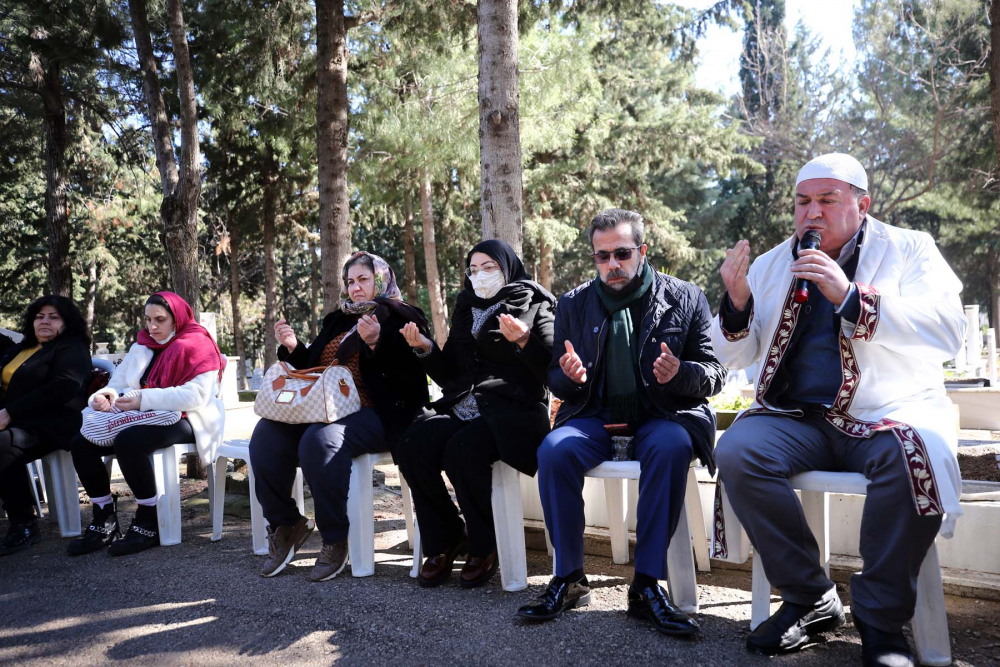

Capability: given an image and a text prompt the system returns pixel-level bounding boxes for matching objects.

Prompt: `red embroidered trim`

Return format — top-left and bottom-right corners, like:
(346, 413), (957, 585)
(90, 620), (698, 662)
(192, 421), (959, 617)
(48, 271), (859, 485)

(721, 303), (754, 342)
(754, 280), (802, 406)
(850, 283), (880, 342)
(833, 334), (861, 413)
(711, 482), (728, 559)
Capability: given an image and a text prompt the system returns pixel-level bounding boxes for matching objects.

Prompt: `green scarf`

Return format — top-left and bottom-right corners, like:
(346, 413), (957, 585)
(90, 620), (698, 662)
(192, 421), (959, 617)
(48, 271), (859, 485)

(595, 260), (654, 428)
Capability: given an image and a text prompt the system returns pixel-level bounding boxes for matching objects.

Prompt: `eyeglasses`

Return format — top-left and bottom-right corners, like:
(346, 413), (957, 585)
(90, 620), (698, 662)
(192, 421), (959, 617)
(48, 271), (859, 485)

(466, 262), (500, 277)
(592, 246), (640, 264)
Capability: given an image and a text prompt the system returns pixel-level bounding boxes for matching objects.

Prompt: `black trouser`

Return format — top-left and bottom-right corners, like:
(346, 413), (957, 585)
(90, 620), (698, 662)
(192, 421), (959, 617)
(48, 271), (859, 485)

(0, 427), (56, 524)
(70, 419), (196, 501)
(248, 407), (388, 544)
(395, 413), (500, 558)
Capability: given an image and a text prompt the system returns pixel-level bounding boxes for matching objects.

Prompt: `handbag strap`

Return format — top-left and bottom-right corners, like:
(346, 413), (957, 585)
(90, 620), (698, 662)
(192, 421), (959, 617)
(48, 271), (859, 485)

(280, 362), (336, 382)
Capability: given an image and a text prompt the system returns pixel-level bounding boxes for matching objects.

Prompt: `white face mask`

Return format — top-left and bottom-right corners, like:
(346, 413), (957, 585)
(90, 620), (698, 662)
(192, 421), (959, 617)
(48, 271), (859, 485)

(470, 269), (506, 300)
(155, 330), (176, 345)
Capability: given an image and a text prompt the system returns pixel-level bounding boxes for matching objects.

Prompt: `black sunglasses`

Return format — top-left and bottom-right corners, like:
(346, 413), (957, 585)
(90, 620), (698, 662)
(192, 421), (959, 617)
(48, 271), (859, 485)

(592, 246), (640, 264)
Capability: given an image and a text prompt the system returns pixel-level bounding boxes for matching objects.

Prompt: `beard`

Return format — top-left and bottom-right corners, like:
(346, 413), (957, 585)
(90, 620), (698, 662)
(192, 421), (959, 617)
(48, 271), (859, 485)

(600, 262), (640, 292)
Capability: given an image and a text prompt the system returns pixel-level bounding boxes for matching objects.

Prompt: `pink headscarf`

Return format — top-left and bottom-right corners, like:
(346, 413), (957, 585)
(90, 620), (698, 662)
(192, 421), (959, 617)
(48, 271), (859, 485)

(136, 291), (225, 389)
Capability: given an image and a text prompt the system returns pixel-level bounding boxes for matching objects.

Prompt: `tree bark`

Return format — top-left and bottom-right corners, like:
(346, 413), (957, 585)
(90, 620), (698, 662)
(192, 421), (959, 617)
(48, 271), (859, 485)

(316, 0), (352, 312)
(478, 0), (523, 255)
(262, 153), (279, 370)
(128, 0), (201, 316)
(403, 191), (419, 304)
(85, 260), (98, 333)
(989, 0), (1000, 346)
(419, 168), (449, 345)
(228, 221), (249, 391)
(309, 239), (321, 340)
(35, 63), (72, 297)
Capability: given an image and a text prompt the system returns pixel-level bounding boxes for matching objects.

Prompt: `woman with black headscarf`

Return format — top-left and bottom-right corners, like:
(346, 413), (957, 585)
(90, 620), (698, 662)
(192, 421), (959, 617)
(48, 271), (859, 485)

(398, 239), (555, 589)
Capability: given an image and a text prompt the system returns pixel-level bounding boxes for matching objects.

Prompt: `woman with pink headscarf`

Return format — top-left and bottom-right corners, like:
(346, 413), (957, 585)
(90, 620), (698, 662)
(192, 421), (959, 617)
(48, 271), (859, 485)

(67, 292), (225, 557)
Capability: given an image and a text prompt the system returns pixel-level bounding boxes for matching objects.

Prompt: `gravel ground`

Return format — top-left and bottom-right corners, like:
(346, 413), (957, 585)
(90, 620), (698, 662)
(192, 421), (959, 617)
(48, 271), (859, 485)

(2, 473), (999, 667)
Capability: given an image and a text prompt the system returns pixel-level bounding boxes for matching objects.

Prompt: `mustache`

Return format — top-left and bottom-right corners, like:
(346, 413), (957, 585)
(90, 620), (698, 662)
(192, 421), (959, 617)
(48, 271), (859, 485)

(605, 268), (629, 280)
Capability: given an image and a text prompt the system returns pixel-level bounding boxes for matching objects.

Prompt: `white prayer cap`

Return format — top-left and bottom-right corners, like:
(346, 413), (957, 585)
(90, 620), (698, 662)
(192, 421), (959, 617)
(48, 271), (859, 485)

(795, 153), (868, 191)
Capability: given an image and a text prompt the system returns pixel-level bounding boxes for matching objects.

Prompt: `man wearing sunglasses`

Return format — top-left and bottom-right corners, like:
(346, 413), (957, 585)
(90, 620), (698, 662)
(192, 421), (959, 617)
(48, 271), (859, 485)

(517, 208), (725, 638)
(711, 153), (965, 667)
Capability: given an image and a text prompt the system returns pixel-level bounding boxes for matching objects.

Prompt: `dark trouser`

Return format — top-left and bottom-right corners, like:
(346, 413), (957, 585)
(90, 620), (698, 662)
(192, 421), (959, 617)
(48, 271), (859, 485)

(537, 410), (693, 580)
(71, 419), (196, 500)
(0, 427), (54, 524)
(395, 414), (500, 558)
(715, 412), (943, 633)
(248, 407), (387, 544)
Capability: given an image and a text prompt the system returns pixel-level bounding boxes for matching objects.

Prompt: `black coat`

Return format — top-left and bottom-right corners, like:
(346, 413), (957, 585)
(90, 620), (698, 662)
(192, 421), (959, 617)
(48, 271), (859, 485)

(279, 307), (430, 447)
(549, 270), (726, 473)
(416, 287), (555, 476)
(0, 335), (92, 446)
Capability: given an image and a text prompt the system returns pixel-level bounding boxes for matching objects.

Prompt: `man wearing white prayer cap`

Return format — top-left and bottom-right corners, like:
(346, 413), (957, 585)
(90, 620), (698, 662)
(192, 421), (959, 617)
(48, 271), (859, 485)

(709, 152), (966, 666)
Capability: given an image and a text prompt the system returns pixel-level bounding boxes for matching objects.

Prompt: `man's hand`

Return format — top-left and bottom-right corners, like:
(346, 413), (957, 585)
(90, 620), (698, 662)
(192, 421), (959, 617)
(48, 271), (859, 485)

(92, 393), (114, 412)
(721, 240), (752, 311)
(115, 394), (141, 411)
(400, 322), (432, 353)
(791, 249), (851, 306)
(0, 408), (10, 431)
(274, 319), (298, 353)
(358, 314), (380, 347)
(498, 313), (531, 348)
(559, 340), (587, 384)
(653, 342), (680, 384)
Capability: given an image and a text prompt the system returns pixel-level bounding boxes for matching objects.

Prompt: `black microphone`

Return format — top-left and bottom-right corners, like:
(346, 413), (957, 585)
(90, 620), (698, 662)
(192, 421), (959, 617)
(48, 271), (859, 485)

(793, 230), (822, 304)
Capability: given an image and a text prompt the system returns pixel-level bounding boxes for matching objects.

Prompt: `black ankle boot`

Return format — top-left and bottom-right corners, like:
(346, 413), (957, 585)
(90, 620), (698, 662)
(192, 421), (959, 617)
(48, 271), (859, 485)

(68, 498), (122, 556)
(108, 504), (159, 557)
(0, 519), (40, 556)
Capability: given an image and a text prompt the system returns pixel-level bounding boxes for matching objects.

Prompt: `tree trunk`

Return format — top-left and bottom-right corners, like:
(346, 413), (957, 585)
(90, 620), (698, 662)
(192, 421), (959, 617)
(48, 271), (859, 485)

(478, 0), (523, 255)
(37, 66), (71, 297)
(538, 237), (553, 292)
(85, 260), (98, 333)
(263, 155), (279, 370)
(316, 0), (352, 312)
(989, 0), (1000, 348)
(228, 221), (249, 391)
(403, 192), (419, 304)
(309, 239), (321, 340)
(419, 168), (449, 345)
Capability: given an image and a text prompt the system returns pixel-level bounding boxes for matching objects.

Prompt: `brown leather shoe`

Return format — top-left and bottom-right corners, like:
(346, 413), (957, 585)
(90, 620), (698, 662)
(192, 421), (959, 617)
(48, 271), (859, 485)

(460, 550), (498, 589)
(417, 537), (467, 588)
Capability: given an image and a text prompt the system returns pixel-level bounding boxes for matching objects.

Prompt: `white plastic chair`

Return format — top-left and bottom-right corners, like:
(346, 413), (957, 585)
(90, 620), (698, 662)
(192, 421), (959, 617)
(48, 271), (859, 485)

(747, 471), (951, 667)
(578, 460), (706, 613)
(409, 460), (528, 592)
(26, 459), (46, 518)
(37, 449), (83, 537)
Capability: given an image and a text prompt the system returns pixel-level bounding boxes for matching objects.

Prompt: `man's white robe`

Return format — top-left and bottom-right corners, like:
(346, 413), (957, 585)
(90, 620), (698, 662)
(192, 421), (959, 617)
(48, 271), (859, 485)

(710, 215), (966, 539)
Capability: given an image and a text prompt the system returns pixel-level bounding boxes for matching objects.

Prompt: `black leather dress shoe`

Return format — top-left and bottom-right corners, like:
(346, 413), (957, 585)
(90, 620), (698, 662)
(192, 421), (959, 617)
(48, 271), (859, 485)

(516, 575), (591, 621)
(746, 595), (846, 655)
(417, 537), (468, 588)
(627, 584), (700, 637)
(854, 616), (915, 667)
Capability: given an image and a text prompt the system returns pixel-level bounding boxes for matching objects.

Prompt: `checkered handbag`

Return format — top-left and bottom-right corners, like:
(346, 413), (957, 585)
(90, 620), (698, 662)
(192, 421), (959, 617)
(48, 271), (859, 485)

(253, 361), (361, 424)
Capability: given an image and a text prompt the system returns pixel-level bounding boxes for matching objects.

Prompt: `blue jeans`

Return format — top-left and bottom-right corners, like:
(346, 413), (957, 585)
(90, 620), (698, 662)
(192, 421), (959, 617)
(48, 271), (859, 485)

(536, 411), (693, 579)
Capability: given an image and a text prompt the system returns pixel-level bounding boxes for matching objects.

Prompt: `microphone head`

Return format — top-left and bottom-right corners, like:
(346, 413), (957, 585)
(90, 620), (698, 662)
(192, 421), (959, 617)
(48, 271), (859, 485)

(801, 230), (822, 250)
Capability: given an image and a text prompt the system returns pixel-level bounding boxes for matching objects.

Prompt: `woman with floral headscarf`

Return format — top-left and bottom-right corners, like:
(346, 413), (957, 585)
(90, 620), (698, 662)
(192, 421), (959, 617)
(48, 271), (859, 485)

(249, 252), (430, 582)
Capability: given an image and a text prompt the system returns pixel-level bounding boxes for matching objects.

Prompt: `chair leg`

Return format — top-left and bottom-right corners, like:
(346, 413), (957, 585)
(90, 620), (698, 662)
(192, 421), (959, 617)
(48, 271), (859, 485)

(801, 489), (830, 578)
(247, 460), (268, 556)
(751, 548), (774, 630)
(665, 495), (699, 613)
(604, 477), (629, 564)
(211, 457), (228, 542)
(42, 450), (81, 537)
(103, 456), (114, 480)
(685, 466), (711, 573)
(491, 462), (527, 592)
(293, 468), (305, 515)
(410, 504), (422, 579)
(912, 543), (952, 666)
(348, 454), (377, 577)
(153, 446), (182, 546)
(34, 460), (48, 504)
(399, 472), (415, 549)
(27, 462), (43, 518)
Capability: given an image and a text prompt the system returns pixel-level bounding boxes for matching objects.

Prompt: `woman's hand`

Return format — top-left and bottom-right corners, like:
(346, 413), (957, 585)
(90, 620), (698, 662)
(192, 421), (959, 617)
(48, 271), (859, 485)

(400, 322), (432, 353)
(92, 393), (115, 412)
(358, 314), (380, 347)
(0, 408), (10, 431)
(498, 313), (531, 349)
(274, 319), (298, 353)
(115, 394), (141, 411)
